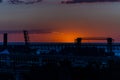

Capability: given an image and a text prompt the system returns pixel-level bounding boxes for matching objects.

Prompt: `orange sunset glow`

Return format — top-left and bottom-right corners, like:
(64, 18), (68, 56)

(28, 32), (84, 42)
(0, 1), (119, 42)
(52, 32), (84, 42)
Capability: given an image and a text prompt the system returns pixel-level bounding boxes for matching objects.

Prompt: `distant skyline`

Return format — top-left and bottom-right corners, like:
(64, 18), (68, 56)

(0, 0), (120, 42)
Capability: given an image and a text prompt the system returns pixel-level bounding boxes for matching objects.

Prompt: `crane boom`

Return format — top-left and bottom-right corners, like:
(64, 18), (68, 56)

(75, 37), (114, 53)
(81, 37), (114, 40)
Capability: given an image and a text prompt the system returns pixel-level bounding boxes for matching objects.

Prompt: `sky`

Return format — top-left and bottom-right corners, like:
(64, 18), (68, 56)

(0, 0), (120, 42)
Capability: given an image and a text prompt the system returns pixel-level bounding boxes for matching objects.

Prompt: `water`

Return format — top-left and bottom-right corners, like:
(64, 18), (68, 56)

(1, 42), (120, 55)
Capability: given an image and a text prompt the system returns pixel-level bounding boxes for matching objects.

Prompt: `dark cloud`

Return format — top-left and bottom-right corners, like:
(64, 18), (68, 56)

(28, 29), (53, 34)
(5, 0), (42, 4)
(61, 0), (119, 4)
(0, 29), (52, 34)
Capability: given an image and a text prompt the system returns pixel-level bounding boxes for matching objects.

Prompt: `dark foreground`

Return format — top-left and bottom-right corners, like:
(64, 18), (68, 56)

(0, 60), (119, 80)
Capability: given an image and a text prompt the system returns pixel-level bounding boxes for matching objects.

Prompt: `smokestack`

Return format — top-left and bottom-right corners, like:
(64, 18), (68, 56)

(3, 33), (8, 48)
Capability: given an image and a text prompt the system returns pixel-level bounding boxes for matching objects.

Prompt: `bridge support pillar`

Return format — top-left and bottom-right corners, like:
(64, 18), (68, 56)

(107, 38), (113, 54)
(75, 38), (82, 48)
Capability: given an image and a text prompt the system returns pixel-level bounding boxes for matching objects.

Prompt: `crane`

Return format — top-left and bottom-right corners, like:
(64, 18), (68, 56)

(75, 37), (114, 54)
(75, 37), (114, 43)
(1, 31), (30, 51)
